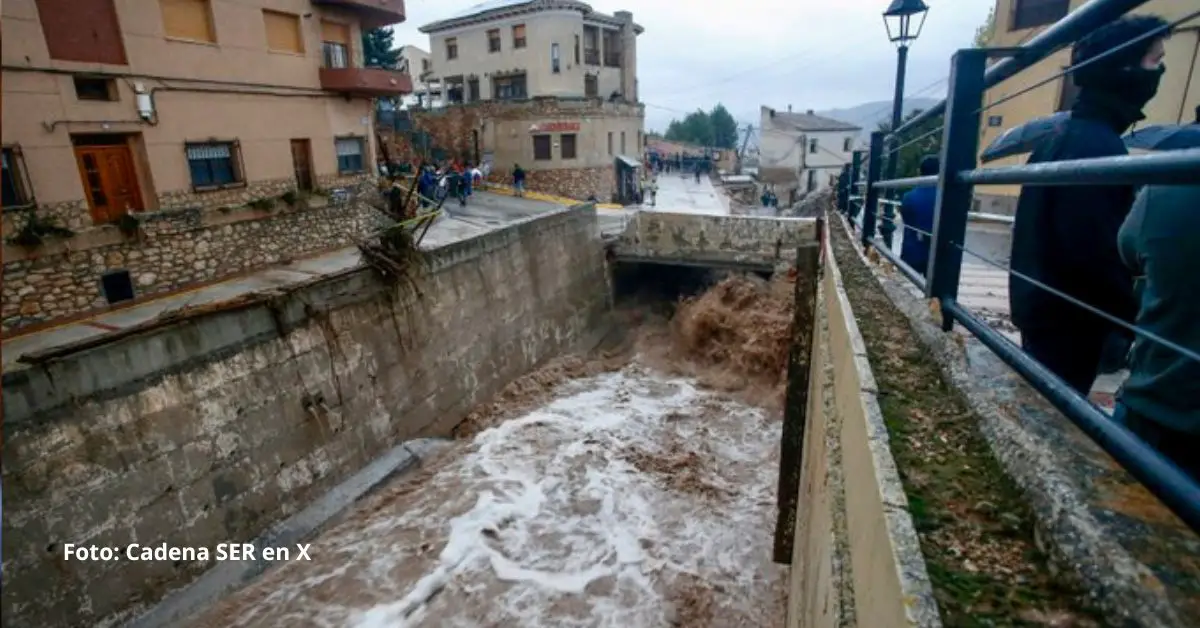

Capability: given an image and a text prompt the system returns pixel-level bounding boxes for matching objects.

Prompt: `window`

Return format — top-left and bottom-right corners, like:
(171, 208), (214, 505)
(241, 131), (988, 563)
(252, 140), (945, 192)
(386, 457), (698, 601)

(263, 10), (304, 54)
(551, 43), (561, 73)
(446, 37), (458, 60)
(807, 169), (816, 192)
(560, 134), (577, 159)
(808, 139), (818, 154)
(1056, 73), (1081, 112)
(620, 131), (626, 154)
(39, 0), (127, 63)
(584, 26), (599, 65)
(321, 20), (350, 69)
(488, 29), (501, 53)
(843, 137), (852, 152)
(335, 137), (365, 174)
(2, 147), (32, 208)
(1011, 0), (1069, 31)
(467, 77), (480, 102)
(74, 76), (117, 101)
(493, 73), (527, 100)
(602, 30), (621, 67)
(513, 24), (527, 48)
(422, 58), (431, 73)
(160, 0), (215, 43)
(574, 35), (581, 64)
(533, 134), (552, 161)
(186, 142), (241, 189)
(585, 74), (598, 97)
(607, 132), (613, 155)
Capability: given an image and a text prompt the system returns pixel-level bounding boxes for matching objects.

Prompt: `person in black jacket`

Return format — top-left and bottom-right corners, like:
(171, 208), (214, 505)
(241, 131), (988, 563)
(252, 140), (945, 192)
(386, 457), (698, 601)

(1008, 15), (1169, 395)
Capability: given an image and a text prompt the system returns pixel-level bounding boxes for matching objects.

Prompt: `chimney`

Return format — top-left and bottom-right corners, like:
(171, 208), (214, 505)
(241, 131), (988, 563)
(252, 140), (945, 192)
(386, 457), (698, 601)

(787, 104), (792, 113)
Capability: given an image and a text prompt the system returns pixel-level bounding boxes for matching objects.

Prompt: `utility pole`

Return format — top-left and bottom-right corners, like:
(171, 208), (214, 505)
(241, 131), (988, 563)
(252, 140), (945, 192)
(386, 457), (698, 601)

(736, 124), (753, 174)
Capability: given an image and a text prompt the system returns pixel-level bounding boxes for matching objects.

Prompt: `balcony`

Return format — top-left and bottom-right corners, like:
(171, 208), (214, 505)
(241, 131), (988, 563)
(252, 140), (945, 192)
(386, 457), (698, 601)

(584, 49), (600, 66)
(312, 0), (405, 29)
(320, 67), (413, 97)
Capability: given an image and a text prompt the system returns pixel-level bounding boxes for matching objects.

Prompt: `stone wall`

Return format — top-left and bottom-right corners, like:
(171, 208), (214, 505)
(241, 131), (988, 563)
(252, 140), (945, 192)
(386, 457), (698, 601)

(0, 206), (609, 627)
(502, 165), (614, 202)
(1, 176), (382, 333)
(614, 212), (820, 270)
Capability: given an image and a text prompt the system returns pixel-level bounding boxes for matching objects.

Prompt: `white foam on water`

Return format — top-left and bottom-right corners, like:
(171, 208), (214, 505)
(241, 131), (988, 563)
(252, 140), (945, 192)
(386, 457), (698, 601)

(203, 361), (786, 627)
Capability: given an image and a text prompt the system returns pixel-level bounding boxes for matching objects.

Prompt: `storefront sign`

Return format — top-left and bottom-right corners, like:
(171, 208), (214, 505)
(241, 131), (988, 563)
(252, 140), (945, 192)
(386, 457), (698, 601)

(529, 121), (581, 133)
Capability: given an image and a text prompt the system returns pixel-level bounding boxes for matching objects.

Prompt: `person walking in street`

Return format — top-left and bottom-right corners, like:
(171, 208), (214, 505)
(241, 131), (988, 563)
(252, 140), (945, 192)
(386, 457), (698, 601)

(1008, 15), (1169, 395)
(512, 164), (526, 197)
(647, 175), (658, 207)
(898, 155), (939, 277)
(1115, 183), (1200, 480)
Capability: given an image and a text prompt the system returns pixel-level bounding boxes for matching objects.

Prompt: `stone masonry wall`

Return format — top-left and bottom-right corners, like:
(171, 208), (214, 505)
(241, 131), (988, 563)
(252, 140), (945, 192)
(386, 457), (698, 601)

(2, 176), (383, 333)
(0, 206), (609, 627)
(379, 98), (641, 201)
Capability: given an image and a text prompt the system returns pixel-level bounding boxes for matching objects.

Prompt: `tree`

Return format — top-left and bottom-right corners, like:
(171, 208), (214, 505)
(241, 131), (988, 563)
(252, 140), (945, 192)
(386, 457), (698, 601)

(876, 109), (943, 179)
(363, 27), (400, 69)
(709, 104), (739, 149)
(974, 5), (995, 48)
(662, 103), (740, 148)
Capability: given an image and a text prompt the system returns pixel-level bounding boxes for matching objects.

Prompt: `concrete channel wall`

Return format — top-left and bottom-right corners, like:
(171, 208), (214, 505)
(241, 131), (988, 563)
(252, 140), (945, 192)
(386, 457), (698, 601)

(786, 241), (941, 628)
(614, 211), (819, 270)
(1, 206), (609, 626)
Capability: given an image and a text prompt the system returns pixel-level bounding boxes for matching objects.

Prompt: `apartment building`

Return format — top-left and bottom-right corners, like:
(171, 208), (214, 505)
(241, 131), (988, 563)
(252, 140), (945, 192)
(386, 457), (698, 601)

(398, 44), (443, 108)
(977, 0), (1199, 215)
(759, 105), (860, 203)
(1, 0), (411, 332)
(385, 0), (645, 203)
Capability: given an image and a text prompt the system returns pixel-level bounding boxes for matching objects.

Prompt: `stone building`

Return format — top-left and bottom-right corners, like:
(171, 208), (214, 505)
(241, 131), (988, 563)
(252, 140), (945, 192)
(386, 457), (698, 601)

(759, 105), (860, 205)
(0, 0), (412, 333)
(392, 0), (645, 201)
(976, 0), (1199, 216)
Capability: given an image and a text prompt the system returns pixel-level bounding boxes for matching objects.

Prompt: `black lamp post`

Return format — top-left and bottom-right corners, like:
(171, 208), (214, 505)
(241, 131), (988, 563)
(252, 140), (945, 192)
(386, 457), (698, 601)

(879, 0), (929, 249)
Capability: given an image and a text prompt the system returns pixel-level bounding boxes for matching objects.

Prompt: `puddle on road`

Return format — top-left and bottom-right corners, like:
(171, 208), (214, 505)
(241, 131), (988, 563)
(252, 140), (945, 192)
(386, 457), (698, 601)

(192, 363), (787, 628)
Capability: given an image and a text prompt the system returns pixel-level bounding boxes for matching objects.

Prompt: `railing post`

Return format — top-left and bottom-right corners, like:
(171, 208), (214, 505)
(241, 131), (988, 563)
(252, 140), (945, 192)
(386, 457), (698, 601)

(928, 48), (988, 331)
(837, 164), (851, 216)
(848, 150), (863, 230)
(861, 132), (884, 248)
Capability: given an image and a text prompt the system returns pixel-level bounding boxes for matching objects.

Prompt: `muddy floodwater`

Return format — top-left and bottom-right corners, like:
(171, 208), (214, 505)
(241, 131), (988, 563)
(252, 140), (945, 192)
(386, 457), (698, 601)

(191, 276), (794, 628)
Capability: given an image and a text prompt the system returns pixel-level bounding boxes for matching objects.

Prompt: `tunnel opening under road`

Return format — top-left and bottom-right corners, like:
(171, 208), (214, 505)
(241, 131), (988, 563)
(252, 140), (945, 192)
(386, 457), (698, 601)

(611, 260), (774, 316)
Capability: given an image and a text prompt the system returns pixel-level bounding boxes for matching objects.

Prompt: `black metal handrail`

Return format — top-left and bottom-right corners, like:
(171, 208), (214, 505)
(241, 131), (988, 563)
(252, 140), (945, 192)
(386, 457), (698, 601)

(836, 0), (1200, 533)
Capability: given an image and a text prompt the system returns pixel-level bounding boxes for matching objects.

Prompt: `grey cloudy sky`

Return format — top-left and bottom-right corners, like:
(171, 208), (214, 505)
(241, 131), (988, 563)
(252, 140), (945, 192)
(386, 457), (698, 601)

(390, 0), (994, 132)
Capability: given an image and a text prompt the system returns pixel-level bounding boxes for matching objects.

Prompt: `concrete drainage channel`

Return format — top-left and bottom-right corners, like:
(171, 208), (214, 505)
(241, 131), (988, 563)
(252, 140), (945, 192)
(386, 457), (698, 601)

(1, 208), (835, 627)
(127, 438), (452, 628)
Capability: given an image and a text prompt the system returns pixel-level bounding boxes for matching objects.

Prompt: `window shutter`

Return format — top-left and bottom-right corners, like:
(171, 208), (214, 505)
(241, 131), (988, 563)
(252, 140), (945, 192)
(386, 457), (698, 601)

(186, 144), (231, 160)
(264, 10), (304, 53)
(321, 20), (350, 45)
(335, 138), (363, 157)
(161, 0), (215, 43)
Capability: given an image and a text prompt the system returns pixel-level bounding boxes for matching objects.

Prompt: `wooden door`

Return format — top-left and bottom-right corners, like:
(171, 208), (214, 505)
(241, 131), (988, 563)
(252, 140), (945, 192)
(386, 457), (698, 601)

(75, 144), (142, 224)
(291, 139), (313, 192)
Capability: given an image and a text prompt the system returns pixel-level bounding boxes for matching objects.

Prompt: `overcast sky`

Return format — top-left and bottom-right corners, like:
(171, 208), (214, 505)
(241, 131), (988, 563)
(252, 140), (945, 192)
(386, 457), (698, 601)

(391, 0), (994, 132)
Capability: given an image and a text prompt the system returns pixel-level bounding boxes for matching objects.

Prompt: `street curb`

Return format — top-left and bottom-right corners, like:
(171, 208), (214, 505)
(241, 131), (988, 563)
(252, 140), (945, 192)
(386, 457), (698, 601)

(125, 438), (452, 628)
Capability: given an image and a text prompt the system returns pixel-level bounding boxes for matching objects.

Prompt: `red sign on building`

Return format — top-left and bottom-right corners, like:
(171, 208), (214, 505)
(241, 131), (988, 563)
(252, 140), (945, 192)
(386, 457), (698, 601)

(530, 121), (581, 133)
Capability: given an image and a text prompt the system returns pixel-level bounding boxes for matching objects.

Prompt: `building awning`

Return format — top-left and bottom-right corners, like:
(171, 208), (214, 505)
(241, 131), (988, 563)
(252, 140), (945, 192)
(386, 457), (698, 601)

(615, 155), (641, 168)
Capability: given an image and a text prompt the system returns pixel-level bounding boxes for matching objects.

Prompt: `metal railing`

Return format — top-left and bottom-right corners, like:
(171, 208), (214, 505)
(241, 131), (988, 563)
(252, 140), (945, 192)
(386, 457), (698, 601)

(834, 0), (1200, 532)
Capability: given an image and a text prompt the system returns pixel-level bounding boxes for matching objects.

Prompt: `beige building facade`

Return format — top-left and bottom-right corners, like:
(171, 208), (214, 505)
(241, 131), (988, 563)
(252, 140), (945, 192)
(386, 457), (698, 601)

(759, 106), (860, 203)
(1, 0), (411, 332)
(977, 0), (1200, 214)
(419, 0), (641, 103)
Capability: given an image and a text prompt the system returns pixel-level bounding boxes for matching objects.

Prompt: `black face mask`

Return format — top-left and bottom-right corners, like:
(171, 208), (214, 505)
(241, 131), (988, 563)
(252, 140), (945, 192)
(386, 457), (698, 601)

(1113, 64), (1166, 110)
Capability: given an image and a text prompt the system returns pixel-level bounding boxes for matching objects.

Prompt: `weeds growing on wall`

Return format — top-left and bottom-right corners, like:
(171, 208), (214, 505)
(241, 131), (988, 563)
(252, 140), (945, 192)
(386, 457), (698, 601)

(6, 208), (74, 248)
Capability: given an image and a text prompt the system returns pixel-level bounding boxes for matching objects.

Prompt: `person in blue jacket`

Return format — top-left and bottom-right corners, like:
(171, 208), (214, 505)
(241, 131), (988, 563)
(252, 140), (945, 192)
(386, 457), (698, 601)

(898, 155), (939, 277)
(1008, 15), (1169, 395)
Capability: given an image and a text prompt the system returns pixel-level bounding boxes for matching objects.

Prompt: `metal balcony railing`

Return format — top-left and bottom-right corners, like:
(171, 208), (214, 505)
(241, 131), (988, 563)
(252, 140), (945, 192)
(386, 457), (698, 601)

(835, 0), (1200, 532)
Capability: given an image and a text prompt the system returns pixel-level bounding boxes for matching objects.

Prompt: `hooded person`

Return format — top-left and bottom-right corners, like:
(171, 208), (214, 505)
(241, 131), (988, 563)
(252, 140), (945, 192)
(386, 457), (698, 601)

(898, 155), (940, 277)
(1007, 15), (1169, 396)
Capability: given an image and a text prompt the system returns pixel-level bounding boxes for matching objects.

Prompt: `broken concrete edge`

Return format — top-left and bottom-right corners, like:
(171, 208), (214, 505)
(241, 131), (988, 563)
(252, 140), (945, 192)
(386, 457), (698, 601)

(124, 437), (454, 628)
(1, 205), (597, 428)
(822, 242), (943, 628)
(831, 213), (1186, 626)
(614, 211), (820, 268)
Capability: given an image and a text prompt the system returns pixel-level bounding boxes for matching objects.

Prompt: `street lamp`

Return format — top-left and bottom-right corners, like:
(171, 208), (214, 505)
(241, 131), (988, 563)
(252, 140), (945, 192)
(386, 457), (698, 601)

(879, 0), (929, 250)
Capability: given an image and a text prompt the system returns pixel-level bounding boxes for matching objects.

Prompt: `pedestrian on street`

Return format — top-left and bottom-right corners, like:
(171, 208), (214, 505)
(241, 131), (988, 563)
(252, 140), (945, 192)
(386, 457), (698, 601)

(647, 176), (658, 207)
(898, 155), (939, 277)
(1008, 15), (1169, 395)
(512, 164), (526, 197)
(1114, 183), (1200, 479)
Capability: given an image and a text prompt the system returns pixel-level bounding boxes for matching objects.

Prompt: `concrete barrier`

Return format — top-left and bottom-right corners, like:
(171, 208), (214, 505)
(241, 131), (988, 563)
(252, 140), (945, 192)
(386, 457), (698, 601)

(785, 241), (941, 628)
(613, 211), (819, 271)
(1, 206), (610, 627)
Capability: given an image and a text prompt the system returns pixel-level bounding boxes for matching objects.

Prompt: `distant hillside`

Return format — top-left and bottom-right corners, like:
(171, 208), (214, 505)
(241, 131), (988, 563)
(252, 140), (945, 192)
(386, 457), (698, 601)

(815, 97), (942, 145)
